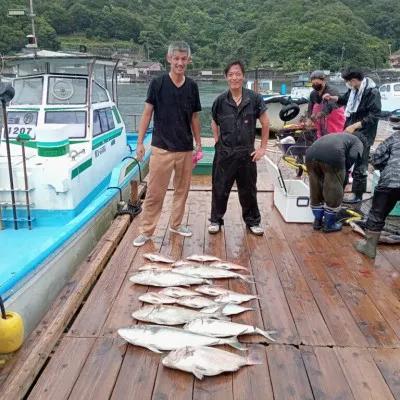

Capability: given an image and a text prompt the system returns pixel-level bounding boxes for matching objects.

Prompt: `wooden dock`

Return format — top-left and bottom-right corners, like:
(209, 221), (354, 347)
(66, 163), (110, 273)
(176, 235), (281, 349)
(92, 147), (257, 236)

(1, 159), (400, 400)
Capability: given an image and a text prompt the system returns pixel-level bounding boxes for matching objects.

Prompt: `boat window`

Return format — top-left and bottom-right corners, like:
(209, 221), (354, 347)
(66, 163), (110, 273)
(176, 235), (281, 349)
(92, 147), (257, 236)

(12, 77), (43, 105)
(380, 86), (386, 92)
(93, 107), (115, 137)
(50, 63), (89, 75)
(394, 84), (400, 92)
(386, 85), (391, 92)
(92, 82), (109, 103)
(17, 62), (46, 76)
(47, 77), (87, 105)
(45, 111), (87, 138)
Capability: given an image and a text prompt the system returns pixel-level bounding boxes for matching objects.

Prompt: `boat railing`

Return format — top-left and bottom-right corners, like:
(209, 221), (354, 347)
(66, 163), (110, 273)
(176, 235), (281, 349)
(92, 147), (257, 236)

(126, 113), (142, 132)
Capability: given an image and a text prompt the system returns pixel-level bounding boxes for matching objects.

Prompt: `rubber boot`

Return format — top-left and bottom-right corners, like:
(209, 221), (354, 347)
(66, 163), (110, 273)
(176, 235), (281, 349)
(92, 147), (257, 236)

(323, 210), (342, 232)
(311, 206), (324, 230)
(355, 230), (381, 259)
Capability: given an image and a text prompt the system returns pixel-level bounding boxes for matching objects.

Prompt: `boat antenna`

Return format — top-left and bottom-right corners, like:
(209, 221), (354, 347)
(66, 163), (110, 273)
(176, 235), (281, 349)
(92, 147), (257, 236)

(28, 0), (37, 57)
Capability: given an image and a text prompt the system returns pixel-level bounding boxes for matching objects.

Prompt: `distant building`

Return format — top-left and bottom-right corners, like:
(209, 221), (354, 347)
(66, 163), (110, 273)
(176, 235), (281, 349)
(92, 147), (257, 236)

(132, 61), (163, 75)
(390, 51), (400, 68)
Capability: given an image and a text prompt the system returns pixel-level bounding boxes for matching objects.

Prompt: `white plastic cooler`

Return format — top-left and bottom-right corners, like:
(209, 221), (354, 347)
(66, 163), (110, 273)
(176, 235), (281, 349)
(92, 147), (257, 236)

(264, 156), (314, 223)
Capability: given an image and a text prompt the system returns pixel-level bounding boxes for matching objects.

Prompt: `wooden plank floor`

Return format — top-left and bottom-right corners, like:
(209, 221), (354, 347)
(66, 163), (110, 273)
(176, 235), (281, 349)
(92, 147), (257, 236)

(18, 161), (400, 400)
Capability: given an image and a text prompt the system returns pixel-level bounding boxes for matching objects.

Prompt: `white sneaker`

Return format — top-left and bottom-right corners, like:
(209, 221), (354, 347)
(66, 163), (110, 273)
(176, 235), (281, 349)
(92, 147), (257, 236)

(169, 225), (193, 237)
(133, 234), (150, 247)
(249, 225), (264, 236)
(208, 223), (220, 234)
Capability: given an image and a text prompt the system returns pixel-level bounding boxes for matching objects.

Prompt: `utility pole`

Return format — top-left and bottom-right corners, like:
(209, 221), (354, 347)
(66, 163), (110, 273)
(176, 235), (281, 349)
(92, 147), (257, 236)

(29, 0), (37, 56)
(389, 43), (392, 68)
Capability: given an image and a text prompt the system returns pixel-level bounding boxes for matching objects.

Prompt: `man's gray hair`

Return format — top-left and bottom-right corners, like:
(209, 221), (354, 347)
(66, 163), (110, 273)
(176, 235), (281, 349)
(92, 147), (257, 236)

(168, 41), (191, 58)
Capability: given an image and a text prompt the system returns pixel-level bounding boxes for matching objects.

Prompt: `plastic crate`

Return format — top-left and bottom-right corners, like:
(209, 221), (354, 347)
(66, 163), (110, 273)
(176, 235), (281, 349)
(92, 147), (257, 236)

(371, 170), (400, 216)
(264, 156), (314, 223)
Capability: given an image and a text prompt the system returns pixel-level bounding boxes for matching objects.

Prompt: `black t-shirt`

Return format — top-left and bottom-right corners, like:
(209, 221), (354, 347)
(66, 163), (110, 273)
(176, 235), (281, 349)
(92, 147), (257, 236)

(305, 133), (364, 170)
(146, 74), (202, 151)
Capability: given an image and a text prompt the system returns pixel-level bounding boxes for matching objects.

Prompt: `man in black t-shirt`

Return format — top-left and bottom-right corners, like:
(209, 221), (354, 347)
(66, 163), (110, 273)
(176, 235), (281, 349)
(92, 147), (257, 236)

(133, 41), (202, 247)
(208, 61), (270, 236)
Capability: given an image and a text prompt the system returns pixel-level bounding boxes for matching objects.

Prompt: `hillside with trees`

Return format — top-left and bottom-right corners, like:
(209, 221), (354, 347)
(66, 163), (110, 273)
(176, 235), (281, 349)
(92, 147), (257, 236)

(0, 0), (398, 70)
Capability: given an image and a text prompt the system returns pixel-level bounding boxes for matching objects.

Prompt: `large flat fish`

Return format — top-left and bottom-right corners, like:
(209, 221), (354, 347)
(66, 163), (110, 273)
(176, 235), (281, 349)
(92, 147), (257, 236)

(186, 254), (221, 262)
(138, 292), (176, 305)
(132, 305), (229, 325)
(214, 293), (259, 304)
(129, 270), (212, 287)
(200, 303), (255, 316)
(118, 325), (247, 353)
(139, 263), (173, 271)
(176, 296), (216, 309)
(184, 318), (276, 342)
(173, 265), (255, 283)
(162, 346), (261, 379)
(160, 287), (202, 298)
(195, 285), (235, 297)
(209, 261), (249, 271)
(143, 253), (175, 263)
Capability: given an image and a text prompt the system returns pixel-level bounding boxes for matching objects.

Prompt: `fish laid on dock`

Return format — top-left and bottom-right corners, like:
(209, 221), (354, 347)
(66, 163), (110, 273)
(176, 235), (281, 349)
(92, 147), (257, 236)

(118, 325), (247, 353)
(173, 265), (255, 283)
(132, 305), (229, 325)
(209, 261), (249, 271)
(138, 292), (176, 305)
(143, 253), (175, 263)
(175, 296), (216, 309)
(214, 293), (259, 304)
(160, 287), (202, 298)
(138, 263), (173, 271)
(172, 259), (201, 267)
(162, 346), (261, 379)
(200, 303), (255, 316)
(129, 271), (212, 287)
(186, 254), (221, 262)
(195, 285), (236, 296)
(184, 318), (277, 342)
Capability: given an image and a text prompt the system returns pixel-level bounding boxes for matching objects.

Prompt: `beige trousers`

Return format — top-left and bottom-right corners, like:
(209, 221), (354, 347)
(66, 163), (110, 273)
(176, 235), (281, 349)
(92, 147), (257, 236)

(140, 146), (192, 236)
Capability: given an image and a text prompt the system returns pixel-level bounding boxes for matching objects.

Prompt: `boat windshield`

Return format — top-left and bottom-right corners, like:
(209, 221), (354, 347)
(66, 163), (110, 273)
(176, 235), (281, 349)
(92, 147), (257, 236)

(47, 76), (87, 105)
(12, 77), (43, 105)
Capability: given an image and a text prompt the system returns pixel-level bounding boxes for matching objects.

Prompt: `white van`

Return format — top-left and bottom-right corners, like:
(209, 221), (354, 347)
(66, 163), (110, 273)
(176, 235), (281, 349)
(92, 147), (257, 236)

(379, 82), (400, 113)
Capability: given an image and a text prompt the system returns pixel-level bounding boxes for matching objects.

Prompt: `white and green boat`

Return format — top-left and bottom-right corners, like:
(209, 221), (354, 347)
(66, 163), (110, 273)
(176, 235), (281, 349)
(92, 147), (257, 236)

(0, 50), (151, 336)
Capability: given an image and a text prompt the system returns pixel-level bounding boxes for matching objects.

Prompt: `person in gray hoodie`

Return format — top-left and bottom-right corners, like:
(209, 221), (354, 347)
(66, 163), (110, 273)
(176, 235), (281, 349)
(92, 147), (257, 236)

(355, 131), (400, 258)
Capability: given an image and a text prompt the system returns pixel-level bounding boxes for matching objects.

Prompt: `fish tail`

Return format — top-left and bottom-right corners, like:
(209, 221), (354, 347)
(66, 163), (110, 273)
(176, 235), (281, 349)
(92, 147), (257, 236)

(204, 279), (214, 285)
(255, 327), (277, 342)
(241, 275), (256, 284)
(226, 336), (247, 351)
(211, 307), (230, 321)
(245, 352), (263, 365)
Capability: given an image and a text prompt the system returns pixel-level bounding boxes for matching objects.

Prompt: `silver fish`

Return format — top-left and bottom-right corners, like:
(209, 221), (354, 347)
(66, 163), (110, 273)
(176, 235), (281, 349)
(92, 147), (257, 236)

(176, 296), (216, 309)
(138, 263), (173, 271)
(200, 303), (255, 316)
(172, 259), (201, 267)
(118, 325), (247, 353)
(132, 305), (229, 325)
(143, 253), (175, 263)
(184, 318), (276, 342)
(160, 287), (202, 298)
(138, 292), (176, 305)
(173, 265), (255, 283)
(129, 270), (212, 287)
(214, 293), (259, 304)
(195, 285), (235, 297)
(209, 261), (249, 271)
(162, 346), (261, 379)
(186, 254), (221, 262)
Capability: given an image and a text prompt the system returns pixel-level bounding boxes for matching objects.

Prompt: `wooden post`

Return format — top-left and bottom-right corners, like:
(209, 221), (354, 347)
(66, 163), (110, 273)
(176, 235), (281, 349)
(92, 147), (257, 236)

(130, 180), (138, 203)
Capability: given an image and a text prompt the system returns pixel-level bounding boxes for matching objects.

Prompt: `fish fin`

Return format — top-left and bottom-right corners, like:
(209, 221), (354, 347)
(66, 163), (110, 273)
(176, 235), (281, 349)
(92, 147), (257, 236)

(240, 275), (256, 284)
(255, 327), (277, 342)
(245, 352), (263, 366)
(193, 366), (206, 380)
(226, 336), (248, 351)
(146, 345), (163, 354)
(210, 305), (230, 321)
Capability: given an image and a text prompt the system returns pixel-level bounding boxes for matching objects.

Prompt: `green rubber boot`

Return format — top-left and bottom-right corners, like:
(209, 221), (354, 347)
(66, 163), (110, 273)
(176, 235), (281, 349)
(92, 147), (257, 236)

(355, 230), (381, 259)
